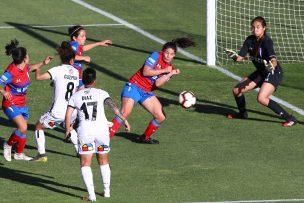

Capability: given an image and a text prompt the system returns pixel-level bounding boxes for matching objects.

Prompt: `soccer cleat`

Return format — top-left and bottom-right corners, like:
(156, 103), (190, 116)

(227, 111), (248, 119)
(3, 142), (12, 162)
(136, 135), (159, 144)
(31, 154), (48, 162)
(14, 153), (33, 161)
(282, 116), (298, 127)
(82, 196), (96, 202)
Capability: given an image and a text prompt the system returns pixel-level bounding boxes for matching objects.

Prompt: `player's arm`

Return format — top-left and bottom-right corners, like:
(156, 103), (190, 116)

(82, 40), (112, 51)
(104, 97), (130, 132)
(75, 55), (90, 63)
(30, 56), (53, 72)
(155, 69), (181, 87)
(142, 65), (172, 77)
(35, 68), (51, 81)
(64, 106), (75, 139)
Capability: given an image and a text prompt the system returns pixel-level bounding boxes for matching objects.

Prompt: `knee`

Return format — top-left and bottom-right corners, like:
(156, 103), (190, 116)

(257, 95), (268, 106)
(18, 125), (28, 134)
(232, 87), (240, 96)
(158, 115), (166, 123)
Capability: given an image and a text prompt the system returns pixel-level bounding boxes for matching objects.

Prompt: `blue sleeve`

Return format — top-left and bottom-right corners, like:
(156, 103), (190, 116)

(0, 71), (12, 86)
(71, 41), (78, 53)
(144, 52), (159, 69)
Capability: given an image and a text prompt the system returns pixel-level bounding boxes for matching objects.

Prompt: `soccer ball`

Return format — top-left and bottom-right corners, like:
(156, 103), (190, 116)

(178, 91), (196, 108)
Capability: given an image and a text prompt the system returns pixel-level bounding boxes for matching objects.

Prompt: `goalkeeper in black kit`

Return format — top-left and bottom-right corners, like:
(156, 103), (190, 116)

(225, 16), (297, 127)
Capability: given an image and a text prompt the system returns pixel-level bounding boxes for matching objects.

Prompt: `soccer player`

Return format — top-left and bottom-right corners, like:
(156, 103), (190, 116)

(1, 39), (52, 161)
(31, 41), (79, 162)
(226, 16), (297, 127)
(68, 25), (112, 88)
(109, 37), (195, 144)
(65, 68), (130, 201)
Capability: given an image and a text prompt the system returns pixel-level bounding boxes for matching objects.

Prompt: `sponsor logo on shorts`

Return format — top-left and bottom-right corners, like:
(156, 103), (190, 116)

(97, 145), (109, 152)
(82, 143), (94, 151)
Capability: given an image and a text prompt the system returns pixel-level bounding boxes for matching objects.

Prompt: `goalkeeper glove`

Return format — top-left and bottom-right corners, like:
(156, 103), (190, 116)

(224, 48), (238, 61)
(263, 60), (275, 75)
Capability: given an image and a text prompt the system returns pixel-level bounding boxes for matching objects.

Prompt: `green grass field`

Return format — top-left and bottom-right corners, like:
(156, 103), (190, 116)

(0, 1), (304, 203)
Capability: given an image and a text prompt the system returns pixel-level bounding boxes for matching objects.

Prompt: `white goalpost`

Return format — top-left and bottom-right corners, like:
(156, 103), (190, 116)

(206, 0), (304, 65)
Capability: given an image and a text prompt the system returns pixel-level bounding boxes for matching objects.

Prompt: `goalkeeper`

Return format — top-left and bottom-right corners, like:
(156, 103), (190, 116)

(225, 16), (297, 127)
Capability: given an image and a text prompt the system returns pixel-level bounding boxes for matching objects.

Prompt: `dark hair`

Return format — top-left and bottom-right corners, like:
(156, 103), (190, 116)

(68, 25), (85, 41)
(83, 68), (96, 86)
(5, 39), (27, 64)
(251, 16), (267, 33)
(162, 37), (195, 52)
(56, 41), (76, 64)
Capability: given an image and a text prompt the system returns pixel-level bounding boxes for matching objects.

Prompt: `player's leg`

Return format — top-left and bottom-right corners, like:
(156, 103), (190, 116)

(258, 80), (297, 127)
(96, 135), (111, 198)
(3, 106), (32, 161)
(32, 121), (48, 162)
(228, 76), (258, 119)
(110, 83), (140, 139)
(138, 96), (165, 144)
(80, 146), (96, 201)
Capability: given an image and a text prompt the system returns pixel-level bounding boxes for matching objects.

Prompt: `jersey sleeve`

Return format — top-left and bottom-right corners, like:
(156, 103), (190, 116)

(264, 38), (276, 60)
(47, 66), (58, 81)
(101, 90), (110, 102)
(68, 94), (76, 108)
(71, 41), (79, 54)
(239, 37), (251, 57)
(0, 71), (13, 86)
(144, 52), (159, 69)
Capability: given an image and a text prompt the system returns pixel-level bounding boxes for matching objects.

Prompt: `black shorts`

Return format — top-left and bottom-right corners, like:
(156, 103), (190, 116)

(248, 68), (283, 89)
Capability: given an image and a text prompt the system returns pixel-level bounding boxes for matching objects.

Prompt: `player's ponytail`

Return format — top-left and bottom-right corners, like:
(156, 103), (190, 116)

(162, 37), (195, 52)
(68, 25), (85, 41)
(57, 41), (76, 65)
(5, 39), (27, 64)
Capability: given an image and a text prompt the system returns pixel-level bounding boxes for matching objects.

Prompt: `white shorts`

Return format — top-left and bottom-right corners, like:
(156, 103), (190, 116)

(39, 111), (76, 129)
(78, 134), (110, 155)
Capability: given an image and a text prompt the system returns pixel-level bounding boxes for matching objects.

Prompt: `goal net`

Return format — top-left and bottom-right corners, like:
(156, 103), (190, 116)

(215, 0), (304, 65)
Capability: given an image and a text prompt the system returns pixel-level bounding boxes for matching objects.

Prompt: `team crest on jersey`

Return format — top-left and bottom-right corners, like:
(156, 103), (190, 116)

(69, 68), (74, 74)
(82, 143), (94, 151)
(97, 145), (109, 152)
(48, 122), (59, 127)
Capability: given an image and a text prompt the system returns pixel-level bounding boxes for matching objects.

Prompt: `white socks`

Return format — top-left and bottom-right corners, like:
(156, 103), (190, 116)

(35, 130), (46, 155)
(81, 166), (96, 201)
(69, 129), (79, 153)
(100, 164), (111, 197)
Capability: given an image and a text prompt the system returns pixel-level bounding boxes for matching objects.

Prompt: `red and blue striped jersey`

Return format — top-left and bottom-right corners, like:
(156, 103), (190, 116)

(70, 41), (84, 79)
(128, 51), (174, 92)
(0, 63), (30, 108)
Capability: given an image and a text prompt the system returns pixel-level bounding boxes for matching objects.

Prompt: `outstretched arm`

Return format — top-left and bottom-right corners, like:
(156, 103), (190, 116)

(104, 97), (130, 132)
(30, 56), (53, 72)
(83, 40), (112, 52)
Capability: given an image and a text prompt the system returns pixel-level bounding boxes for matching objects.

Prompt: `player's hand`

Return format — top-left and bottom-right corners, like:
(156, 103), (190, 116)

(123, 120), (131, 132)
(100, 40), (112, 46)
(107, 121), (114, 128)
(83, 56), (91, 63)
(2, 91), (12, 100)
(65, 131), (71, 140)
(163, 66), (173, 74)
(263, 60), (274, 75)
(224, 48), (238, 61)
(43, 56), (53, 65)
(172, 69), (181, 75)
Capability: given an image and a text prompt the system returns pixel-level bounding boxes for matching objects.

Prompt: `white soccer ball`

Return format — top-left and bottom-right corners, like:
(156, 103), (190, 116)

(178, 91), (196, 108)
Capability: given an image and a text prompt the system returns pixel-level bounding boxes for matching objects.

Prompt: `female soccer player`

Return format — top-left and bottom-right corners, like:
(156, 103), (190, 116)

(31, 41), (79, 162)
(69, 25), (112, 88)
(1, 39), (52, 161)
(109, 37), (195, 143)
(65, 68), (130, 201)
(226, 16), (297, 127)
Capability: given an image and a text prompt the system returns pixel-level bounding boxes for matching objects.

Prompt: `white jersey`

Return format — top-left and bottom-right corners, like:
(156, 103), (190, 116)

(47, 64), (79, 119)
(68, 87), (110, 138)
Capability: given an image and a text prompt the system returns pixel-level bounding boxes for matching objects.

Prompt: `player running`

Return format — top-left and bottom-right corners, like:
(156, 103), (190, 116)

(31, 41), (79, 162)
(109, 37), (195, 144)
(1, 39), (52, 161)
(225, 16), (297, 127)
(65, 68), (130, 201)
(69, 25), (112, 88)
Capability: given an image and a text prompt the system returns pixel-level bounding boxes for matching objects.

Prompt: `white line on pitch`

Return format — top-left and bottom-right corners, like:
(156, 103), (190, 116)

(0, 23), (123, 29)
(71, 0), (304, 116)
(185, 199), (304, 203)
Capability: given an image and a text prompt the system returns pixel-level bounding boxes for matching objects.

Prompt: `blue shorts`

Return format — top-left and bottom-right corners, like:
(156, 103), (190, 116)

(4, 106), (29, 121)
(121, 82), (155, 104)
